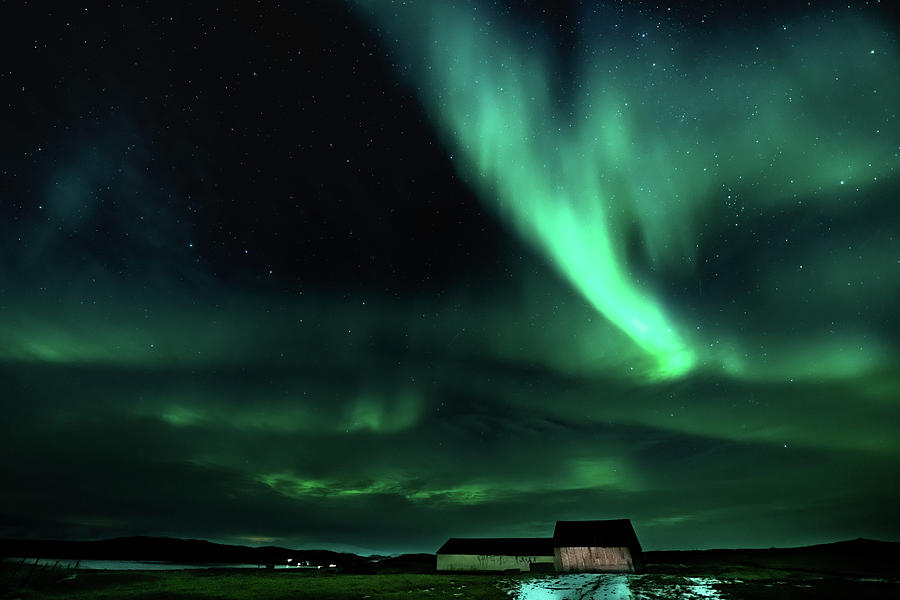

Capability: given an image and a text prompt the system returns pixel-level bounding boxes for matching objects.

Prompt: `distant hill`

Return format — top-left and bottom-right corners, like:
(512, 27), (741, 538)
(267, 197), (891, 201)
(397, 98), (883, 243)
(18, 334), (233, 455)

(371, 553), (436, 573)
(644, 538), (900, 578)
(0, 536), (367, 570)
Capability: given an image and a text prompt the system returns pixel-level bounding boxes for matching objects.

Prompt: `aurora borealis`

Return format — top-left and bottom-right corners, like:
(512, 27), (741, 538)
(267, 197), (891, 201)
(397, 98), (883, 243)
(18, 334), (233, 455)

(1, 0), (899, 554)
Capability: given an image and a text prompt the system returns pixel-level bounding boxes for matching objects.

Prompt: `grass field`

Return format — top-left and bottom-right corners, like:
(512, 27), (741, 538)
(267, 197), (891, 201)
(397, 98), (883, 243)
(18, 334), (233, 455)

(2, 563), (898, 599)
(1, 567), (512, 600)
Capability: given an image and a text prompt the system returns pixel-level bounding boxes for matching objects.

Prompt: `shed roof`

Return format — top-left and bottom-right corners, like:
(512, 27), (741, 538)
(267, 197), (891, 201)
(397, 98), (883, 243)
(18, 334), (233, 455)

(552, 519), (642, 552)
(436, 537), (554, 556)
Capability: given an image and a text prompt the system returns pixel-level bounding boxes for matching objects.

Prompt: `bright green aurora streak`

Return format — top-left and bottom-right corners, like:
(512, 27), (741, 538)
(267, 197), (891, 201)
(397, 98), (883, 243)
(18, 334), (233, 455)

(351, 0), (900, 379)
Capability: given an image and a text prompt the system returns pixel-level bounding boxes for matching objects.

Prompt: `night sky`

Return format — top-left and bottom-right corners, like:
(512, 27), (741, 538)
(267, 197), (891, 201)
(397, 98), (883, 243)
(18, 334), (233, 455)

(2, 0), (899, 555)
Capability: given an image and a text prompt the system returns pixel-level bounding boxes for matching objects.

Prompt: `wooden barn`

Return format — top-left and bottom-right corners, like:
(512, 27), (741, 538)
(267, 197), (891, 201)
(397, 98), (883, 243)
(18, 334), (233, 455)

(435, 538), (555, 572)
(552, 519), (643, 573)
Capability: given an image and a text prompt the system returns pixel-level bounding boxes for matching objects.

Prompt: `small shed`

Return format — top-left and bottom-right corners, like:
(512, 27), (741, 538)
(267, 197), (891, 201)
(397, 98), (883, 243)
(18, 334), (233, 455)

(552, 519), (643, 573)
(436, 538), (555, 572)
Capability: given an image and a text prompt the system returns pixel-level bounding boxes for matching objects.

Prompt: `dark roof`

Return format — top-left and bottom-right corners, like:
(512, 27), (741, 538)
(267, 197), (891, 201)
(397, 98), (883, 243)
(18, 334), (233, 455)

(436, 538), (554, 556)
(553, 519), (642, 552)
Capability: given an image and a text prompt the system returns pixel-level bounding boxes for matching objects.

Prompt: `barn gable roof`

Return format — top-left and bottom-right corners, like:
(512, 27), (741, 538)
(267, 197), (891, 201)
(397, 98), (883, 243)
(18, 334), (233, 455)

(552, 519), (642, 552)
(436, 537), (554, 556)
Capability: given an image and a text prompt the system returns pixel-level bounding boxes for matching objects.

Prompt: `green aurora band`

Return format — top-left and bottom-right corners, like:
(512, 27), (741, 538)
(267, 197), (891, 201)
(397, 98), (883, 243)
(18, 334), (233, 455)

(350, 0), (900, 379)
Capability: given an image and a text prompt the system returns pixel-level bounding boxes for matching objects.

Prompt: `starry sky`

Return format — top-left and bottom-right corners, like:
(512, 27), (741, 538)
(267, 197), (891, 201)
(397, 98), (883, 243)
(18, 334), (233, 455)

(1, 0), (898, 555)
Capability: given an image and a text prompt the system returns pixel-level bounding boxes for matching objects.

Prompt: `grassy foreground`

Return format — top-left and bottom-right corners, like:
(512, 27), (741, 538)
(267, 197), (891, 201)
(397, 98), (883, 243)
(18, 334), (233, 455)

(0, 568), (512, 600)
(3, 563), (899, 599)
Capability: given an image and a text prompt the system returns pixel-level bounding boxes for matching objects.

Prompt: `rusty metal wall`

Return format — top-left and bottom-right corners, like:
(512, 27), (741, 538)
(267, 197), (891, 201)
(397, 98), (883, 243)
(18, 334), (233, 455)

(436, 553), (555, 572)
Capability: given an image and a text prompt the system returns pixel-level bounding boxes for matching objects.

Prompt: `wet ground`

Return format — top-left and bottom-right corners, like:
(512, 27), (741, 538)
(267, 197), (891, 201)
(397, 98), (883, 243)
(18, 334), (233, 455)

(506, 573), (899, 599)
(510, 574), (721, 599)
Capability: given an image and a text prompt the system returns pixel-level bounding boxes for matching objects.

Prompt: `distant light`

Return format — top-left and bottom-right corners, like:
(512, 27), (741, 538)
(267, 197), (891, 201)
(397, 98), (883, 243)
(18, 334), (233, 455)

(329, 563), (337, 568)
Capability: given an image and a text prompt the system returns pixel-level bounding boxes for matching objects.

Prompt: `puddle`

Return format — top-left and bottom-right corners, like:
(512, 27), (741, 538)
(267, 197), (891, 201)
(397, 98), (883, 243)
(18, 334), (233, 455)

(508, 574), (724, 600)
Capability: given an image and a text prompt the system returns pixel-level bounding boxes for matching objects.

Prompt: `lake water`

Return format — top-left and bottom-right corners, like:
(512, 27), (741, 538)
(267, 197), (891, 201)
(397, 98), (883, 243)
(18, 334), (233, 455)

(3, 558), (264, 570)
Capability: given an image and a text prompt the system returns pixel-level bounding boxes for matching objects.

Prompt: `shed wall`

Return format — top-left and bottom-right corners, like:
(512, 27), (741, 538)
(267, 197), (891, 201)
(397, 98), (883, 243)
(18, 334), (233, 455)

(436, 553), (554, 572)
(554, 546), (635, 572)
